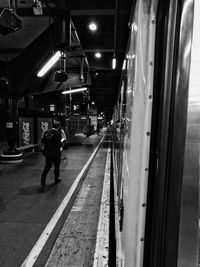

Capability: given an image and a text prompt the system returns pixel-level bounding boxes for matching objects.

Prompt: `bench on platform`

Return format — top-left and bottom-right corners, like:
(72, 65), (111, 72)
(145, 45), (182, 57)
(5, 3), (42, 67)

(17, 144), (39, 152)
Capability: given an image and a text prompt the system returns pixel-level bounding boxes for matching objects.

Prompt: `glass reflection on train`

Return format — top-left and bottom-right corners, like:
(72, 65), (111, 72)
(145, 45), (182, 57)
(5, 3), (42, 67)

(111, 0), (199, 266)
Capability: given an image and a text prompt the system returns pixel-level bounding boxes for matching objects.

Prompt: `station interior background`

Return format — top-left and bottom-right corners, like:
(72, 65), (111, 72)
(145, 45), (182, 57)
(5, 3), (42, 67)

(0, 0), (133, 145)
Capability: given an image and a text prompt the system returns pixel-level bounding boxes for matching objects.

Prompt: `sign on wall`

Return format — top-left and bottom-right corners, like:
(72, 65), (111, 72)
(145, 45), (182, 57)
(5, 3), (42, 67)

(37, 118), (52, 148)
(19, 117), (34, 146)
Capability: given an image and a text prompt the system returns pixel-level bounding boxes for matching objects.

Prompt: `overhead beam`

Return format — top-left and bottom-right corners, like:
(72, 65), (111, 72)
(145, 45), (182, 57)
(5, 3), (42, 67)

(16, 7), (129, 17)
(0, 48), (25, 53)
(84, 48), (125, 53)
(70, 9), (129, 16)
(91, 90), (118, 95)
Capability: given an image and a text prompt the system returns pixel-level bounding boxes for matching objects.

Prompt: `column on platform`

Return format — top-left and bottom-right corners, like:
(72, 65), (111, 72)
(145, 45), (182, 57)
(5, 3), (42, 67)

(0, 98), (23, 163)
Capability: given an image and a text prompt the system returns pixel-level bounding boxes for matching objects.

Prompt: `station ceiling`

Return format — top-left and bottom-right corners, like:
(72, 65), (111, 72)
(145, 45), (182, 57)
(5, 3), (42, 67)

(0, 0), (134, 120)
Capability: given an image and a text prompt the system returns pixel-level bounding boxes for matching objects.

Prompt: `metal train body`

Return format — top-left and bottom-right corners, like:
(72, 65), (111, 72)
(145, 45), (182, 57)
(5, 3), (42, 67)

(112, 0), (199, 266)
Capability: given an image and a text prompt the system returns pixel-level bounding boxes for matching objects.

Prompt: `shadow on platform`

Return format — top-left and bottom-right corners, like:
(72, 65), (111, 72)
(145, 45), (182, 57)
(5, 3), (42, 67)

(19, 183), (56, 195)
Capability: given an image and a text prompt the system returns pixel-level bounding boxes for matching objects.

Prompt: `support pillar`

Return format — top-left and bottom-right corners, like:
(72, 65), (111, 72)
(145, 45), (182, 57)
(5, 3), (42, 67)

(0, 98), (23, 163)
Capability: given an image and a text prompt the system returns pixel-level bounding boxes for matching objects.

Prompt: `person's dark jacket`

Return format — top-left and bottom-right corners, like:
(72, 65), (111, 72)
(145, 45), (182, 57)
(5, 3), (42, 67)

(42, 128), (62, 158)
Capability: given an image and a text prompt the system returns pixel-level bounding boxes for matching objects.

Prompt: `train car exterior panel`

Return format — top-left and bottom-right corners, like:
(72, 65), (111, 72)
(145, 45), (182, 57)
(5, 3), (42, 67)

(113, 0), (158, 266)
(178, 0), (198, 266)
(112, 0), (198, 266)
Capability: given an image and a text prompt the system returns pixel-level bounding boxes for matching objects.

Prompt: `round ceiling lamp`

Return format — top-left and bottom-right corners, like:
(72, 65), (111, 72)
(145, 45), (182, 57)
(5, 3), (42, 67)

(95, 52), (102, 58)
(88, 22), (97, 31)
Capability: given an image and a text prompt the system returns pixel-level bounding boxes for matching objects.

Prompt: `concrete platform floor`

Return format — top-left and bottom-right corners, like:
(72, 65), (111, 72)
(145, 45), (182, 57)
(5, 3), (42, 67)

(0, 131), (109, 267)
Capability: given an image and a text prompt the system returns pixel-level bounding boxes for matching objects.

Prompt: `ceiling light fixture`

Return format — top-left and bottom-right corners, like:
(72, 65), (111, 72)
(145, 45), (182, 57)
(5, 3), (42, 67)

(88, 22), (97, 31)
(112, 57), (116, 69)
(62, 87), (87, 95)
(37, 51), (62, 77)
(95, 52), (102, 58)
(122, 59), (127, 70)
(112, 0), (118, 70)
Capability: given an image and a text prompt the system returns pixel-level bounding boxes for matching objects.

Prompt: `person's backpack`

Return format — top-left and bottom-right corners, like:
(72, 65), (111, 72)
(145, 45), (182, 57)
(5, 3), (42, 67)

(42, 129), (61, 157)
(42, 129), (55, 149)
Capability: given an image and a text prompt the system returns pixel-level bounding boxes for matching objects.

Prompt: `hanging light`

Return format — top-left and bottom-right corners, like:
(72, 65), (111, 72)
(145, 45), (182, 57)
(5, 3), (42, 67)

(112, 0), (118, 70)
(37, 51), (62, 77)
(62, 87), (87, 95)
(95, 52), (102, 58)
(88, 22), (97, 31)
(112, 57), (116, 69)
(122, 59), (127, 70)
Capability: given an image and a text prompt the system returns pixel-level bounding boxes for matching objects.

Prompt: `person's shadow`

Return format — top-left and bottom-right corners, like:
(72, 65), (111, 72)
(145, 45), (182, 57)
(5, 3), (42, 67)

(19, 183), (55, 195)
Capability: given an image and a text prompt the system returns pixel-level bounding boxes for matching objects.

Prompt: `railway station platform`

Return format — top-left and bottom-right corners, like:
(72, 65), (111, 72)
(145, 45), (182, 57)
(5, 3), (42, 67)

(0, 128), (114, 267)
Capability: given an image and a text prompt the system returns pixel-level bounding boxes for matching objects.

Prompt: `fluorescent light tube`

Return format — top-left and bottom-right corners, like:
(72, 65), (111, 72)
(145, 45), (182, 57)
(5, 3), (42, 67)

(37, 51), (61, 77)
(122, 59), (127, 70)
(112, 58), (116, 69)
(62, 87), (87, 95)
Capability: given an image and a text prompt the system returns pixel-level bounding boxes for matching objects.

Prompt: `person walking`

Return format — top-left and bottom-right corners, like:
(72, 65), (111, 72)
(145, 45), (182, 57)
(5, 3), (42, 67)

(41, 120), (62, 187)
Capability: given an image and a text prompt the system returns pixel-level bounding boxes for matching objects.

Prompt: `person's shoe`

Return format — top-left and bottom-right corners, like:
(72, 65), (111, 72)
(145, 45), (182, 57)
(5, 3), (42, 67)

(55, 178), (62, 184)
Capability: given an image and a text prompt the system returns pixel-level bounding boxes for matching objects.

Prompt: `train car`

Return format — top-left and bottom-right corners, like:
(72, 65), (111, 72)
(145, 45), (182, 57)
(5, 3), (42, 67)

(112, 0), (199, 266)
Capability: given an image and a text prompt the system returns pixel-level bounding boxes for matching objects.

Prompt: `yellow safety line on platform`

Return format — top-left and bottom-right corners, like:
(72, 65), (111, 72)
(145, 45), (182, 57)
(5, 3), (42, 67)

(93, 145), (111, 267)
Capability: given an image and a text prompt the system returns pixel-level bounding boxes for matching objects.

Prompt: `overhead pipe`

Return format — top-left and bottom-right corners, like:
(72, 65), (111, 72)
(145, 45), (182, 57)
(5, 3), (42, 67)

(8, 0), (16, 9)
(63, 51), (67, 72)
(43, 0), (71, 47)
(80, 57), (85, 82)
(70, 19), (90, 70)
(42, 0), (57, 22)
(114, 0), (118, 57)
